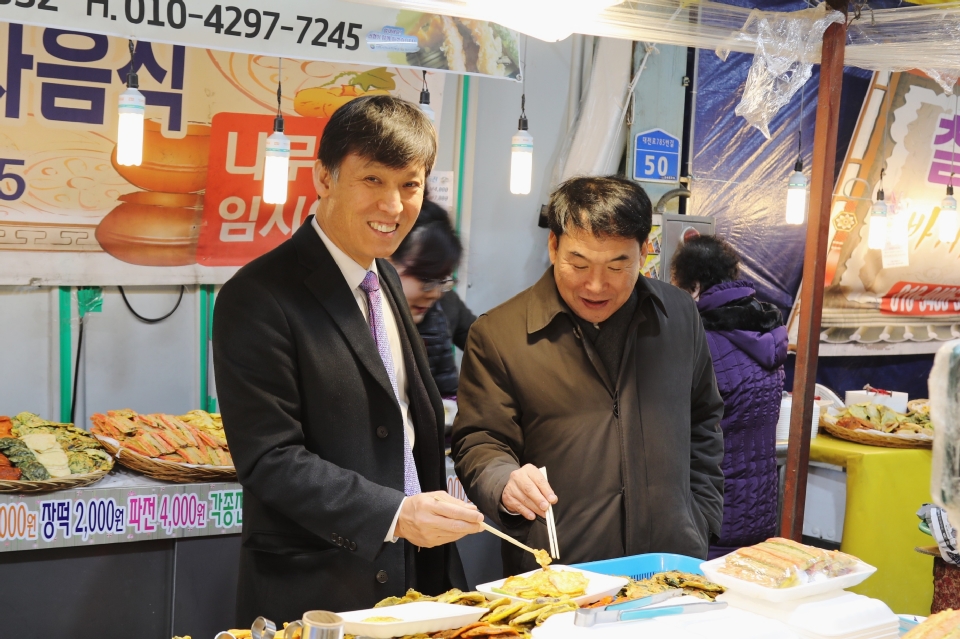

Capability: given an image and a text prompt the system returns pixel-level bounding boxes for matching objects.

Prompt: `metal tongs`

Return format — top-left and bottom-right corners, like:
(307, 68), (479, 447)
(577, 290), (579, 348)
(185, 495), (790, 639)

(573, 589), (727, 627)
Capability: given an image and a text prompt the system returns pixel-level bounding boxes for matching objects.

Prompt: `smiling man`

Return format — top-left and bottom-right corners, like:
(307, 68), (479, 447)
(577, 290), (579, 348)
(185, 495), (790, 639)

(214, 96), (483, 626)
(452, 176), (725, 574)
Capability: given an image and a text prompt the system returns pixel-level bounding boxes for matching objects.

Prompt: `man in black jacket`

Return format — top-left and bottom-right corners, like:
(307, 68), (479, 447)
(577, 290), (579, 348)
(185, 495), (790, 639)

(213, 96), (484, 626)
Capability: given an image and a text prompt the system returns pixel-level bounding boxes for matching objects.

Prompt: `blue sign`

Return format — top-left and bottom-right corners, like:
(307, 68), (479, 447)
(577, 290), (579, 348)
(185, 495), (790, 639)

(633, 128), (681, 184)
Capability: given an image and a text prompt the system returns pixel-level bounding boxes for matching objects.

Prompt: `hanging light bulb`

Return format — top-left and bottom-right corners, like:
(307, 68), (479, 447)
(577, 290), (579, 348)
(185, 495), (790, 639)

(419, 70), (435, 123)
(785, 158), (808, 225)
(116, 40), (145, 167)
(868, 186), (888, 250)
(263, 58), (290, 205)
(510, 96), (533, 195)
(263, 118), (290, 205)
(941, 183), (958, 243)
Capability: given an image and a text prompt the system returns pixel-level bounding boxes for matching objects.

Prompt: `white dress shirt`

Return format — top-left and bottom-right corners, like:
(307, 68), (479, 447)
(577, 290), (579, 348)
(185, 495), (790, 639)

(313, 217), (412, 543)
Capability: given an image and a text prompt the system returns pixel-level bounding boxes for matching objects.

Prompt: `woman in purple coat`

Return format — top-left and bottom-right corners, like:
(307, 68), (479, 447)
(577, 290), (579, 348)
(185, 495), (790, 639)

(671, 235), (788, 559)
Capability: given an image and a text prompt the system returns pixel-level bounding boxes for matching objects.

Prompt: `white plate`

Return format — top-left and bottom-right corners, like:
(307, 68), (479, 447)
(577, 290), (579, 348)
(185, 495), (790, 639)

(338, 601), (488, 639)
(476, 565), (627, 607)
(701, 557), (877, 603)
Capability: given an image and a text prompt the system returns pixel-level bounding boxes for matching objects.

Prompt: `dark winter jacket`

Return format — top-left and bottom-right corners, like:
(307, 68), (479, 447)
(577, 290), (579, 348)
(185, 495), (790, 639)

(454, 268), (725, 575)
(419, 304), (460, 397)
(438, 291), (477, 351)
(698, 281), (788, 559)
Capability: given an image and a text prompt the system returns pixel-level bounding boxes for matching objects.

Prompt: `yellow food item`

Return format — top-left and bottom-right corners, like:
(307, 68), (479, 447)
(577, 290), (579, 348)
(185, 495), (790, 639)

(623, 571), (725, 602)
(363, 616), (403, 623)
(21, 433), (71, 478)
(902, 608), (960, 638)
(500, 569), (588, 599)
(718, 537), (859, 588)
(533, 549), (552, 570)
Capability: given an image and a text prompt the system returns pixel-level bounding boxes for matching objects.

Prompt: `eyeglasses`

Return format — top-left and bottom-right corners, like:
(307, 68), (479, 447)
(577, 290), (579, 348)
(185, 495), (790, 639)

(419, 277), (457, 293)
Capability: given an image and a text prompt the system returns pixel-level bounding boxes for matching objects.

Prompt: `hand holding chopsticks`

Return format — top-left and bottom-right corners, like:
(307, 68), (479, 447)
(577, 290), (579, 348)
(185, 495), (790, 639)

(500, 464), (558, 521)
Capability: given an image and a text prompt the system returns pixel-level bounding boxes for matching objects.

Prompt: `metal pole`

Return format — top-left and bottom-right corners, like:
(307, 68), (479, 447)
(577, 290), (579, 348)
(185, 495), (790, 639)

(780, 0), (847, 541)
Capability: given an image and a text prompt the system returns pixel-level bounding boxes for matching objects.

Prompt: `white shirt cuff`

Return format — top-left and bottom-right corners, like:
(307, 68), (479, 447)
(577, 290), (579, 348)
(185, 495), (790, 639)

(385, 497), (406, 543)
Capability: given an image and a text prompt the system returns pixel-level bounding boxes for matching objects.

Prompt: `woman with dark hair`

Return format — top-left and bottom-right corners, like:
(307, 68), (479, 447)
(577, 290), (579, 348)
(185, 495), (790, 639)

(390, 200), (476, 397)
(671, 235), (788, 558)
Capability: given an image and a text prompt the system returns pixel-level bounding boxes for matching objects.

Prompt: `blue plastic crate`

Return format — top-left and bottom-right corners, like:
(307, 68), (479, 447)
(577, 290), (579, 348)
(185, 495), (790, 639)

(570, 553), (704, 581)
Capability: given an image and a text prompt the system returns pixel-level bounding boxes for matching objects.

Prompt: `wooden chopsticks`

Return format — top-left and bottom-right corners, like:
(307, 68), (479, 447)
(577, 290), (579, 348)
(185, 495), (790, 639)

(540, 466), (560, 560)
(432, 495), (545, 560)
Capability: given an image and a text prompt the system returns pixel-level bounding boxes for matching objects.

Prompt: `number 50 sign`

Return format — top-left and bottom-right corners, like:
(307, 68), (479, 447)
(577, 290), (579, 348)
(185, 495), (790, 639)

(633, 128), (680, 184)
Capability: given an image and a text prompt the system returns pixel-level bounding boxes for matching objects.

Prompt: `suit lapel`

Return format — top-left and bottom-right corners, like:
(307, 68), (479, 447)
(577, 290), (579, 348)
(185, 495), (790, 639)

(379, 262), (441, 491)
(294, 221), (397, 406)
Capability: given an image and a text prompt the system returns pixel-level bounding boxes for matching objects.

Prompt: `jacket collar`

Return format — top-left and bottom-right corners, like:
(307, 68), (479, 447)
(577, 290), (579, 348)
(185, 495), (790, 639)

(526, 266), (668, 335)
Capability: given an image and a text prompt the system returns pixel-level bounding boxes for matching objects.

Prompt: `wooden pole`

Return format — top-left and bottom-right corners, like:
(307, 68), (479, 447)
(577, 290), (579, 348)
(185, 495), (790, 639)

(780, 0), (847, 541)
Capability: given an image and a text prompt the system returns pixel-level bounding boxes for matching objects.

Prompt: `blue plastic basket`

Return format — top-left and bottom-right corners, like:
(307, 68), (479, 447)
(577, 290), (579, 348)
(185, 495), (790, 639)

(570, 553), (704, 581)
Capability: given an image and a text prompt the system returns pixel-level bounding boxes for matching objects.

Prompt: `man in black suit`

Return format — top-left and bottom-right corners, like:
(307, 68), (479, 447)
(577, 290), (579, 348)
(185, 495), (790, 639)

(213, 96), (484, 626)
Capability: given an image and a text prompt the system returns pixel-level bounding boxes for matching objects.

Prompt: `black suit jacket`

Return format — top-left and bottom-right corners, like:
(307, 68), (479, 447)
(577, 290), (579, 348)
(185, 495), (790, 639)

(213, 219), (465, 626)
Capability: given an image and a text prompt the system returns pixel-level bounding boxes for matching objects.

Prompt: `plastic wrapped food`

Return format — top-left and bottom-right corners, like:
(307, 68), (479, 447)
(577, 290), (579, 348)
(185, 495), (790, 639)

(718, 538), (859, 588)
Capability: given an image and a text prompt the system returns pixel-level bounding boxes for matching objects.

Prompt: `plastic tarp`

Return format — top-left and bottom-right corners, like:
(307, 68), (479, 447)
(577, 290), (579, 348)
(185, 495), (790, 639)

(689, 0), (900, 312)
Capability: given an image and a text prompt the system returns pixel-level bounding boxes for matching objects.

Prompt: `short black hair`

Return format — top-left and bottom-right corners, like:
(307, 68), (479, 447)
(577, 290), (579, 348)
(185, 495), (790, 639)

(671, 234), (741, 293)
(392, 199), (462, 281)
(547, 176), (652, 245)
(318, 95), (437, 178)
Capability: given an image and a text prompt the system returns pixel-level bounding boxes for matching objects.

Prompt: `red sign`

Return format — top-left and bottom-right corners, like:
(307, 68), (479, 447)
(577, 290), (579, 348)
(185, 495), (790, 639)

(880, 281), (960, 315)
(197, 113), (327, 266)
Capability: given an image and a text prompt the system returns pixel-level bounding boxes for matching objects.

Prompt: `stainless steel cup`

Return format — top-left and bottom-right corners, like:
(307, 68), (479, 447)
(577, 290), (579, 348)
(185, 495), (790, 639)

(285, 611), (344, 639)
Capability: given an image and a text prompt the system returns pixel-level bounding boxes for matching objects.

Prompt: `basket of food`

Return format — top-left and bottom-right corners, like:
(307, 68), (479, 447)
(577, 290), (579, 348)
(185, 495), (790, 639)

(819, 399), (933, 448)
(90, 409), (235, 483)
(0, 413), (114, 493)
(700, 537), (875, 602)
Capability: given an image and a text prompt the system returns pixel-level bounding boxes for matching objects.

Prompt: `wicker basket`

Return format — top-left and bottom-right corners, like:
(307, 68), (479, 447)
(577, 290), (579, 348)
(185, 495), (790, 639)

(0, 469), (110, 494)
(95, 435), (236, 483)
(820, 418), (933, 449)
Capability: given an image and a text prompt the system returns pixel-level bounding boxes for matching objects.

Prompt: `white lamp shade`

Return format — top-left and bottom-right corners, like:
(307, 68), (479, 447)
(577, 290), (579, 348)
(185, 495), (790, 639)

(785, 170), (808, 225)
(116, 87), (145, 167)
(263, 130), (291, 205)
(940, 195), (959, 243)
(510, 129), (533, 195)
(419, 101), (435, 123)
(867, 200), (887, 250)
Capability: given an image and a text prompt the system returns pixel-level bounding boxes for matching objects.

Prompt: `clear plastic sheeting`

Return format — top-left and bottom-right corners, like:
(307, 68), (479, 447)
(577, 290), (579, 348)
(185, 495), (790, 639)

(720, 4), (844, 138)
(845, 2), (960, 94)
(359, 0), (960, 89)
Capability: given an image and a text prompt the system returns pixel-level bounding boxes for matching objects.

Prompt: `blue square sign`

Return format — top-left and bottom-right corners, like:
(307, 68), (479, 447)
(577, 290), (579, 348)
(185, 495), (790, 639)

(633, 128), (681, 184)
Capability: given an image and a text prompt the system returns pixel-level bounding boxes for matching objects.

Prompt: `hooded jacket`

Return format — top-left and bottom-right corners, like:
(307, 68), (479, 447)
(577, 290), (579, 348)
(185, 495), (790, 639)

(697, 281), (788, 558)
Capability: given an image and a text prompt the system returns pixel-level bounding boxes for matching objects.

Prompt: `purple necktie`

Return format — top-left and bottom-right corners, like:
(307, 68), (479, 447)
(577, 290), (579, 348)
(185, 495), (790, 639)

(360, 271), (421, 497)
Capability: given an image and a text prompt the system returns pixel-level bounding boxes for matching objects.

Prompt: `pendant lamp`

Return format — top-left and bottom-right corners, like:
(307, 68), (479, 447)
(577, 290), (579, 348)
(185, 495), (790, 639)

(263, 58), (290, 206)
(116, 40), (145, 167)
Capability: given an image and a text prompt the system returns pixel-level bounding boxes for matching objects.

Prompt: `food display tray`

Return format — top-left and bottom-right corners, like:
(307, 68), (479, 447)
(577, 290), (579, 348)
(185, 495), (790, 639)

(0, 469), (111, 494)
(819, 409), (932, 449)
(338, 601), (488, 639)
(95, 435), (236, 483)
(476, 565), (627, 607)
(700, 557), (876, 603)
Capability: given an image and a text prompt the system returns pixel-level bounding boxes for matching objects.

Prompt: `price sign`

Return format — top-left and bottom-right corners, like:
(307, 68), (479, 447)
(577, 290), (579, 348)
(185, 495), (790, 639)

(633, 128), (681, 184)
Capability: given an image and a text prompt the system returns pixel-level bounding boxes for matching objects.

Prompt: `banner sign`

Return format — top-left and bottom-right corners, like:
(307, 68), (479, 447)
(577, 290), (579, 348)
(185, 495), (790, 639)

(0, 475), (242, 552)
(0, 462), (467, 551)
(0, 21), (461, 285)
(787, 71), (960, 350)
(0, 1), (521, 80)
